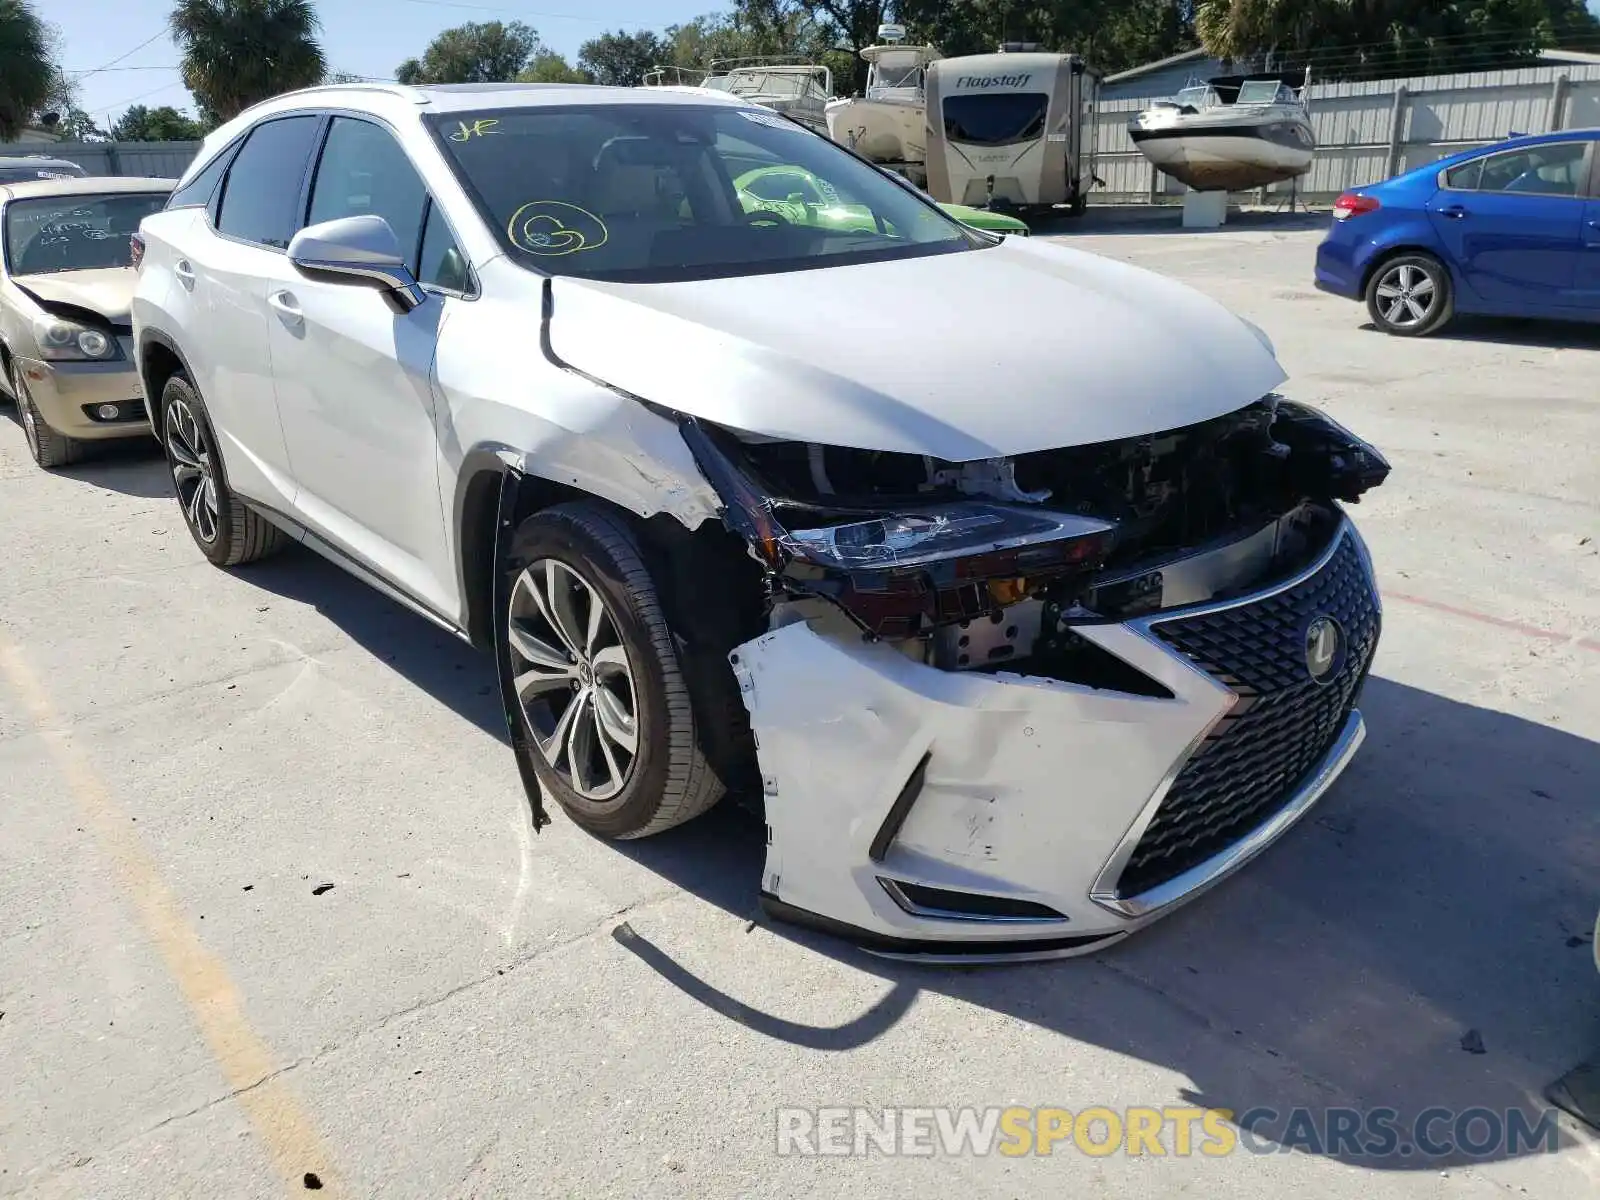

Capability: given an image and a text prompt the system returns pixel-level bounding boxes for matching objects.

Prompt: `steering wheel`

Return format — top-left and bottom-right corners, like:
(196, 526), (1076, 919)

(739, 206), (794, 227)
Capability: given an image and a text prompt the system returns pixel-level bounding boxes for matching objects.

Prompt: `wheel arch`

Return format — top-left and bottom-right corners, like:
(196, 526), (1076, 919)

(455, 447), (595, 650)
(136, 329), (195, 431)
(1358, 241), (1451, 296)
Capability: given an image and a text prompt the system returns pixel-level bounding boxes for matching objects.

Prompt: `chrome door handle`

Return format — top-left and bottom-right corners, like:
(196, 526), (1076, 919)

(174, 260), (195, 288)
(268, 290), (303, 324)
(1588, 219), (1600, 230)
(1438, 205), (1468, 219)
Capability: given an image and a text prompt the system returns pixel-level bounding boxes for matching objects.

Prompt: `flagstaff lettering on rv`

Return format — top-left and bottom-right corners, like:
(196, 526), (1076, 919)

(957, 73), (1034, 90)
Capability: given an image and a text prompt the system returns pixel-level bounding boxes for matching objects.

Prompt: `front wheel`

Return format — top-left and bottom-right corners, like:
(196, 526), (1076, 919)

(13, 363), (83, 469)
(501, 502), (725, 839)
(1365, 253), (1453, 337)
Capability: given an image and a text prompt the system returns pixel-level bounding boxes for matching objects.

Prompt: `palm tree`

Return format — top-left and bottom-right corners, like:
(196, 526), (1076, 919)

(0, 0), (57, 140)
(170, 0), (327, 123)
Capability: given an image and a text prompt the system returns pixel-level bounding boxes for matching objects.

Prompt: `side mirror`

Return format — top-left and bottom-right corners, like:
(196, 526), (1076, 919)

(287, 215), (426, 313)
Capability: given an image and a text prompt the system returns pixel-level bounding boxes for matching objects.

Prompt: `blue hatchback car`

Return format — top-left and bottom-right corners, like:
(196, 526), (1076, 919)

(1315, 128), (1600, 336)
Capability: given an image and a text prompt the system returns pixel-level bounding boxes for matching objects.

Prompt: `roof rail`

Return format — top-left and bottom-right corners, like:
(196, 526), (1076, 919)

(233, 80), (428, 121)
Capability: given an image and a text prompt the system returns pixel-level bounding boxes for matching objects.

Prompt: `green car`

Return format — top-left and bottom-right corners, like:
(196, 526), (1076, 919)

(937, 201), (1031, 236)
(734, 165), (1030, 237)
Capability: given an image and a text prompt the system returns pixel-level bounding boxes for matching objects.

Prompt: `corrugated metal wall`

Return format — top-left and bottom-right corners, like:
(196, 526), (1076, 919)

(1089, 63), (1600, 204)
(0, 141), (201, 180)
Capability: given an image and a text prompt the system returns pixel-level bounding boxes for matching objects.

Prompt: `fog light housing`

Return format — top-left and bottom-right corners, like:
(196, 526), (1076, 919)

(96, 403), (121, 420)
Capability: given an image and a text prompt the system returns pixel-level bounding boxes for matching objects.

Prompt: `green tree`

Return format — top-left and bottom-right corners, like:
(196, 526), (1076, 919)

(170, 0), (327, 122)
(517, 49), (590, 83)
(0, 0), (57, 139)
(55, 106), (107, 141)
(1194, 0), (1600, 80)
(577, 29), (670, 86)
(796, 0), (891, 91)
(897, 0), (1195, 76)
(112, 104), (206, 141)
(396, 20), (540, 84)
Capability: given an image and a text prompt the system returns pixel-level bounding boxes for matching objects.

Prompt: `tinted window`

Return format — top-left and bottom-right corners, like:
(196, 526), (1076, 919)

(1475, 142), (1589, 197)
(942, 94), (1049, 146)
(428, 104), (975, 284)
(308, 118), (428, 260)
(216, 116), (321, 248)
(168, 145), (234, 210)
(1442, 157), (1482, 191)
(418, 201), (470, 291)
(5, 192), (169, 275)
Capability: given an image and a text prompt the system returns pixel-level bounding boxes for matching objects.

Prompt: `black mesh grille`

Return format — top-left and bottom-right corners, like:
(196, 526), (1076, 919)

(1115, 531), (1379, 897)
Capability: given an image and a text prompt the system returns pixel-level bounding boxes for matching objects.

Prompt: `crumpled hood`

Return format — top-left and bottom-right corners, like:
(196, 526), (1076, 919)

(14, 268), (136, 324)
(545, 237), (1286, 460)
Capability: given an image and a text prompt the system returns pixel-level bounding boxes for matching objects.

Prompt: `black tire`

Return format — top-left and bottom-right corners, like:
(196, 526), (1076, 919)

(13, 362), (84, 469)
(501, 501), (724, 839)
(1365, 252), (1454, 337)
(158, 372), (285, 567)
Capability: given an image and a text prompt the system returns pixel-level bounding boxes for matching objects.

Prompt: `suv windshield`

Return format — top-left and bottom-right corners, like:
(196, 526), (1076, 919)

(5, 192), (167, 275)
(428, 103), (980, 283)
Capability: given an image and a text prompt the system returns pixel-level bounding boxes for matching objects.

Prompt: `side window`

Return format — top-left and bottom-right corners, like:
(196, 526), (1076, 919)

(215, 116), (322, 248)
(1442, 157), (1482, 191)
(417, 201), (471, 292)
(307, 117), (428, 259)
(1475, 142), (1589, 197)
(167, 144), (235, 211)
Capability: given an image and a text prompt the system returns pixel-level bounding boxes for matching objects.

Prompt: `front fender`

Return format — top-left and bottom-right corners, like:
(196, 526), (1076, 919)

(492, 463), (551, 832)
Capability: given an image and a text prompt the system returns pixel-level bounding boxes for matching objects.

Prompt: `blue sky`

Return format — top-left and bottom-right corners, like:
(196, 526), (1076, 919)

(57, 0), (1600, 126)
(61, 0), (703, 124)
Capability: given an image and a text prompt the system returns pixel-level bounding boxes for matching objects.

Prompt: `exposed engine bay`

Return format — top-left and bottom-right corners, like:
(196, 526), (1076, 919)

(679, 394), (1389, 681)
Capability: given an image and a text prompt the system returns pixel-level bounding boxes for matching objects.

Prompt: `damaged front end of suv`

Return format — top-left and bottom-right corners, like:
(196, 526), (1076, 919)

(672, 394), (1389, 960)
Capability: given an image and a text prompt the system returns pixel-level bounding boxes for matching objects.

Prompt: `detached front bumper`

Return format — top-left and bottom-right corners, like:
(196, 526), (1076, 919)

(736, 517), (1380, 962)
(14, 342), (150, 441)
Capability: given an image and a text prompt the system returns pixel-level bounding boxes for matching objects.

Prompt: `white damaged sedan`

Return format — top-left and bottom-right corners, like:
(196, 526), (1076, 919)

(132, 82), (1389, 961)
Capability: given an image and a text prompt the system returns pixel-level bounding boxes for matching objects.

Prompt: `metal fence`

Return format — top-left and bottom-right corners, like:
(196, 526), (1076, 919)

(0, 140), (201, 180)
(1088, 62), (1600, 205)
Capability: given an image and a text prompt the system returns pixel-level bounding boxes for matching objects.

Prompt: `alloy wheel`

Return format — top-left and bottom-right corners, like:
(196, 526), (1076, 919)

(1373, 263), (1437, 329)
(164, 395), (220, 544)
(508, 558), (639, 803)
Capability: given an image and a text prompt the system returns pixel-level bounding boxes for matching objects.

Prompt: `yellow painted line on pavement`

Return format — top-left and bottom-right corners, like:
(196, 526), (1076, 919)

(0, 637), (342, 1197)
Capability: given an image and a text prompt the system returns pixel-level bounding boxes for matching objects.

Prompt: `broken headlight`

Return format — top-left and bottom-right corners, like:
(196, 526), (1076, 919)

(678, 418), (1116, 638)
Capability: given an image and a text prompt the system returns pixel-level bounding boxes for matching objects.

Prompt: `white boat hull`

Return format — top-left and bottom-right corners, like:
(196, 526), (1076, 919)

(826, 97), (925, 164)
(1129, 107), (1314, 192)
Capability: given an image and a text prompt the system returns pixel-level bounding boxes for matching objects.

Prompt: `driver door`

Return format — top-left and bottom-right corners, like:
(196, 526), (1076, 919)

(262, 115), (469, 619)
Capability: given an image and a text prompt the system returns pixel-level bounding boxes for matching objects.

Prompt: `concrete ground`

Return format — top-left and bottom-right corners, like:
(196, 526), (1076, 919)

(1, 221), (1597, 1199)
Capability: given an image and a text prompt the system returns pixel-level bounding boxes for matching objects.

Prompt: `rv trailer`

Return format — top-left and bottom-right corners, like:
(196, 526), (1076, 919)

(923, 47), (1099, 215)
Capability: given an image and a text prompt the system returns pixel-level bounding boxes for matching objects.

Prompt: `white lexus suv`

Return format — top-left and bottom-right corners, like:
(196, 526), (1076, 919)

(132, 82), (1390, 961)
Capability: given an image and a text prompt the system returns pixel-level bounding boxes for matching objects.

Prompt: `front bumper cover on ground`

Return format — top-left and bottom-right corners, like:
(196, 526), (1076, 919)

(735, 517), (1380, 962)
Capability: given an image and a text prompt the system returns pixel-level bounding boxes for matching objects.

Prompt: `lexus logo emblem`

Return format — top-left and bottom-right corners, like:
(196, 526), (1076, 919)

(1305, 616), (1344, 682)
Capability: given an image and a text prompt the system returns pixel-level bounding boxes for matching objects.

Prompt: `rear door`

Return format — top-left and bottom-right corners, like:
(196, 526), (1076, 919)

(186, 114), (323, 510)
(1426, 139), (1592, 309)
